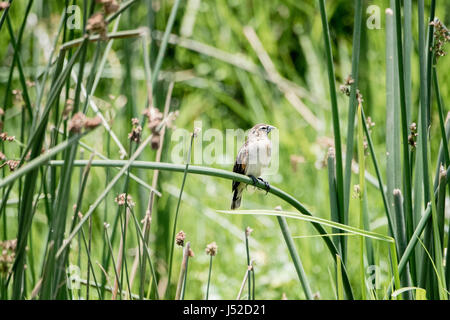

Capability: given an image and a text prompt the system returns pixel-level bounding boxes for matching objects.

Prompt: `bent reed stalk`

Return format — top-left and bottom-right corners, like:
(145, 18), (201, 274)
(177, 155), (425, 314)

(48, 159), (357, 298)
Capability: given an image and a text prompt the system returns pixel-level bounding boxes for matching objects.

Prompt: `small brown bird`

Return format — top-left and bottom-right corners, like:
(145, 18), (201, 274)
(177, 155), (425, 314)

(231, 123), (275, 209)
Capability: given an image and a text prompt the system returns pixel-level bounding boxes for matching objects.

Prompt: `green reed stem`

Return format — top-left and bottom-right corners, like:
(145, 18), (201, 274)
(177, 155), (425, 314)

(49, 159), (355, 299)
(343, 0), (363, 243)
(206, 255), (213, 300)
(277, 216), (313, 300)
(394, 0), (414, 245)
(166, 133), (195, 299)
(318, 0), (345, 263)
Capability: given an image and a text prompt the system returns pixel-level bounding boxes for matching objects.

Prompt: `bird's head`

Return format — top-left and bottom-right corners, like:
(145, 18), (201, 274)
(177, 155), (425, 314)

(248, 123), (276, 139)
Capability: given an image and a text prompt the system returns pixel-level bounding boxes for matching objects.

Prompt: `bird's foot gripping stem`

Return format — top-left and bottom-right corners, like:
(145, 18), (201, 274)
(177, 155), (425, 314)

(258, 177), (271, 194)
(248, 175), (270, 194)
(249, 175), (259, 186)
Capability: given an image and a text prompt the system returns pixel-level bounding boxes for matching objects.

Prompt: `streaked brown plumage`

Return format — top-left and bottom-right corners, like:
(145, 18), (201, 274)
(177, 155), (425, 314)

(231, 124), (275, 209)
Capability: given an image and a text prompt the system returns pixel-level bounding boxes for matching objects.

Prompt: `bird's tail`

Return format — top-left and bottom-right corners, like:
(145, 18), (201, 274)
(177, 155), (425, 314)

(231, 184), (244, 209)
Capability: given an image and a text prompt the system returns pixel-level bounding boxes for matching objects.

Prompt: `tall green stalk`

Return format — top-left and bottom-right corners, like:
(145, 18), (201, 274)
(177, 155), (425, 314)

(318, 0), (345, 263)
(327, 148), (340, 251)
(166, 133), (195, 298)
(277, 216), (313, 300)
(205, 255), (213, 300)
(51, 159), (355, 299)
(385, 6), (400, 240)
(432, 69), (450, 167)
(393, 0), (414, 248)
(343, 0), (363, 248)
(356, 104), (366, 300)
(244, 227), (253, 300)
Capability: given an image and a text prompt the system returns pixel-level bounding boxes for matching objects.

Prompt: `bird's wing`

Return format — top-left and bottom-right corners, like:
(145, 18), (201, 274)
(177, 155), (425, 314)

(232, 141), (249, 191)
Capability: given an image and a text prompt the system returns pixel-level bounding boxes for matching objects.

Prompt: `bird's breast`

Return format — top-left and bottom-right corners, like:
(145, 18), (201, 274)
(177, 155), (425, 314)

(246, 138), (272, 177)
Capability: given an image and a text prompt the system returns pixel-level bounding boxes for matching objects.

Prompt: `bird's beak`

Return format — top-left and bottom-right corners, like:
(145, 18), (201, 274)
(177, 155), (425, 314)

(267, 125), (276, 133)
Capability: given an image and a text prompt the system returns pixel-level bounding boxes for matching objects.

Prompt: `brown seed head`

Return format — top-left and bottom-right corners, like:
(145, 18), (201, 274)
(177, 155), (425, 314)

(340, 76), (364, 103)
(68, 112), (86, 133)
(0, 2), (11, 10)
(151, 133), (161, 150)
(96, 0), (120, 15)
(12, 89), (22, 101)
(353, 184), (361, 199)
(430, 19), (450, 61)
(245, 226), (253, 237)
(175, 230), (186, 247)
(0, 239), (17, 275)
(0, 132), (14, 142)
(128, 118), (143, 143)
(5, 160), (19, 171)
(144, 107), (163, 133)
(84, 116), (102, 130)
(86, 12), (107, 40)
(205, 242), (218, 256)
(26, 80), (35, 88)
(408, 122), (418, 148)
(114, 193), (135, 207)
(131, 118), (139, 126)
